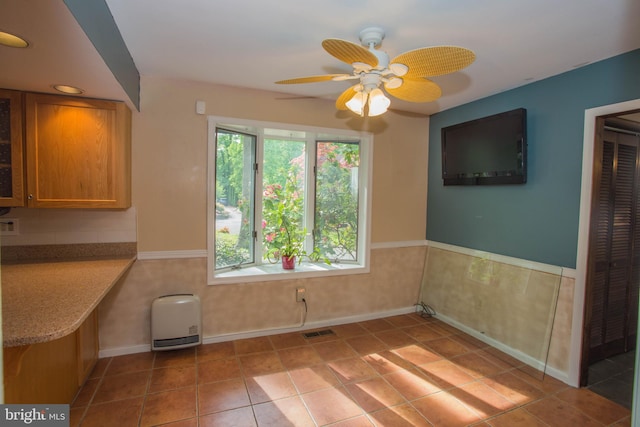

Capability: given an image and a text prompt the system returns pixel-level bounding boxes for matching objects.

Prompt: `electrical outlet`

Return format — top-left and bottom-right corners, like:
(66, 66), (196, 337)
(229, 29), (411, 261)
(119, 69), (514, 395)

(296, 287), (306, 302)
(0, 218), (19, 236)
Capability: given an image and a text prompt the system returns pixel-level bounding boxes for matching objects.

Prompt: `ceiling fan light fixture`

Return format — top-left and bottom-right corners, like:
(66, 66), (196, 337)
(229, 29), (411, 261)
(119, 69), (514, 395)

(346, 91), (367, 116)
(367, 88), (390, 117)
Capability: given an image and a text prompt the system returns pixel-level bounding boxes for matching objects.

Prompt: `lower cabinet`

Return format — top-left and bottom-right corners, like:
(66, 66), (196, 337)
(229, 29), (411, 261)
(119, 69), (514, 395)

(76, 310), (99, 387)
(3, 310), (99, 404)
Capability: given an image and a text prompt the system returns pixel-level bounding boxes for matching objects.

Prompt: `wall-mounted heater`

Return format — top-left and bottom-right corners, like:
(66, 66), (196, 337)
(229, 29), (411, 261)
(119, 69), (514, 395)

(151, 294), (202, 351)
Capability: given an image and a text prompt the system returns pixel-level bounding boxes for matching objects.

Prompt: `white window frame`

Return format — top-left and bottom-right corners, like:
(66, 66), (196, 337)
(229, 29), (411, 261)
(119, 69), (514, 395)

(207, 116), (373, 285)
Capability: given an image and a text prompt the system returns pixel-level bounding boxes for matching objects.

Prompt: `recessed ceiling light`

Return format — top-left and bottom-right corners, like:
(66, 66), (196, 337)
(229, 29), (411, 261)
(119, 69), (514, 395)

(52, 85), (84, 95)
(0, 31), (29, 48)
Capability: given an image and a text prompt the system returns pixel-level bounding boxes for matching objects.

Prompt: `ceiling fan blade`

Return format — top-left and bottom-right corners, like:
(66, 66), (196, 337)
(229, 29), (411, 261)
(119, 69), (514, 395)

(322, 39), (378, 68)
(275, 74), (349, 84)
(390, 46), (475, 77)
(332, 74), (360, 81)
(336, 85), (359, 110)
(385, 78), (442, 102)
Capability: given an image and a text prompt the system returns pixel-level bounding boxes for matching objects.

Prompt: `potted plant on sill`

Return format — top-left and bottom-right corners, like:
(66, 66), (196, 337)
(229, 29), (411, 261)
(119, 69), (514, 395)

(263, 173), (328, 270)
(274, 222), (307, 270)
(266, 204), (328, 269)
(267, 225), (328, 269)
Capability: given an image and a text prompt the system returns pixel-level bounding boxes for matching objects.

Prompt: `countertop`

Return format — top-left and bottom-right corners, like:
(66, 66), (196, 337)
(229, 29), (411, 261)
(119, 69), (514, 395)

(2, 256), (135, 347)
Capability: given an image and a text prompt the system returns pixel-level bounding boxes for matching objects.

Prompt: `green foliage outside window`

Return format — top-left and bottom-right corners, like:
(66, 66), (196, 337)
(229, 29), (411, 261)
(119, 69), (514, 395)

(214, 133), (360, 269)
(262, 169), (307, 260)
(315, 142), (360, 261)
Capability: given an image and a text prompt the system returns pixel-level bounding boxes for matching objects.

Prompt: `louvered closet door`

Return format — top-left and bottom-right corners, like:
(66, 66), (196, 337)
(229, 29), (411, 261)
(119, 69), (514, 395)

(590, 130), (640, 362)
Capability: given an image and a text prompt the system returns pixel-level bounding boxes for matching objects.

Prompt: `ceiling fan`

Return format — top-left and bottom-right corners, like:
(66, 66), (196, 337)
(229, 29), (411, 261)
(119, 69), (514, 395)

(275, 27), (475, 117)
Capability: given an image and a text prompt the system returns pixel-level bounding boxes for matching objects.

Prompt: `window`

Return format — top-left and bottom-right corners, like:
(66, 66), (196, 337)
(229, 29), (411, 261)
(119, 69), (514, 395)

(208, 117), (372, 284)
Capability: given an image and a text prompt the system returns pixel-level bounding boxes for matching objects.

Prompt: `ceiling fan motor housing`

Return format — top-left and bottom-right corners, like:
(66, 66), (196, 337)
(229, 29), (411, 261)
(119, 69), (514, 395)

(371, 49), (390, 70)
(357, 27), (392, 74)
(360, 73), (382, 92)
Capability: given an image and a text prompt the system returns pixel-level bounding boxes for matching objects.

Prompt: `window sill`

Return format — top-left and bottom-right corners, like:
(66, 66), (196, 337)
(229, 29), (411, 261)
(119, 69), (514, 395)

(210, 261), (368, 285)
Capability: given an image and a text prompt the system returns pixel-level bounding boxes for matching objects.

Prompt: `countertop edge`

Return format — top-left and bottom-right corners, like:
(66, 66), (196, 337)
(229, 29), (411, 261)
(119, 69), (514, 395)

(2, 256), (136, 348)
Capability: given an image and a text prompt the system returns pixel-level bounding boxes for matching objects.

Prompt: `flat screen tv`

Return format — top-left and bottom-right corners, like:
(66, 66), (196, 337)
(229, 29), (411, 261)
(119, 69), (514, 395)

(441, 108), (527, 185)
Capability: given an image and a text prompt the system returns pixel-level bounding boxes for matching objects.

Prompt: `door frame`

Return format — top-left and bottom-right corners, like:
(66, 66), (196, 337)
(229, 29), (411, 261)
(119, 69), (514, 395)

(571, 98), (640, 388)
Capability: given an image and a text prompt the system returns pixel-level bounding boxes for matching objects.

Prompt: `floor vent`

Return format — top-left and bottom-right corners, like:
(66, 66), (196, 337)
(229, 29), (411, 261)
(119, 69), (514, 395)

(303, 329), (335, 339)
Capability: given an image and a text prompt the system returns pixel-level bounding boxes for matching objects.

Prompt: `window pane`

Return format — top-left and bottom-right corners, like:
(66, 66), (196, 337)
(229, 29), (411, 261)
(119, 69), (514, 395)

(315, 141), (360, 261)
(262, 138), (306, 262)
(214, 129), (256, 269)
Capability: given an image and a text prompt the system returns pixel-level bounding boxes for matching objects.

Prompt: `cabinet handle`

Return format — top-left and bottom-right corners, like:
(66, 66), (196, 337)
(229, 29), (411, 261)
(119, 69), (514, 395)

(28, 194), (33, 200)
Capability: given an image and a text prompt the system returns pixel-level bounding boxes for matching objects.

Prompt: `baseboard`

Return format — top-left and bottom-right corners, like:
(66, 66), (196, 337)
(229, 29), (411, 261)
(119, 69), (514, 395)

(100, 343), (151, 358)
(99, 306), (569, 385)
(435, 313), (569, 384)
(98, 305), (418, 358)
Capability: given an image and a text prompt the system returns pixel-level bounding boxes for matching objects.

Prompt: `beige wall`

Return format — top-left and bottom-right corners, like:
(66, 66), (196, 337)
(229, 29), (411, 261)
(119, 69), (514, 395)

(100, 245), (427, 352)
(133, 76), (430, 251)
(97, 76), (431, 352)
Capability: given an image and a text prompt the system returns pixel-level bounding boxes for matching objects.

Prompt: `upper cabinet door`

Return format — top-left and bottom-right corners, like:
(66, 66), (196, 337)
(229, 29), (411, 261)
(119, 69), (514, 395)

(0, 89), (25, 207)
(25, 93), (131, 208)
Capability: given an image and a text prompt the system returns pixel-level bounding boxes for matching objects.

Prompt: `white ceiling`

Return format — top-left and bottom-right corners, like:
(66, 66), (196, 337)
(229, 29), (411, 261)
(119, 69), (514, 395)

(0, 0), (129, 104)
(1, 0), (639, 116)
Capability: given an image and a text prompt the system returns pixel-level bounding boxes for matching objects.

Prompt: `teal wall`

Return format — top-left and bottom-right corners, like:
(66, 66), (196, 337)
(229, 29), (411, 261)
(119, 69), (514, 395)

(427, 49), (640, 268)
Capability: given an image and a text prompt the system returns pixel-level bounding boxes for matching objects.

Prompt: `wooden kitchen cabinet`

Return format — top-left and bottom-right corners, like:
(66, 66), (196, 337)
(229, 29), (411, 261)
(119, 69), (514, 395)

(3, 310), (99, 404)
(4, 332), (78, 404)
(24, 92), (131, 208)
(76, 309), (99, 386)
(0, 89), (25, 207)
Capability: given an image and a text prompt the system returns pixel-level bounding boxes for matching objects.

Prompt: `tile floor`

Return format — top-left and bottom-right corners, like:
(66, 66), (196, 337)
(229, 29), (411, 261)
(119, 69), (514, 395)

(588, 351), (636, 409)
(71, 313), (632, 426)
